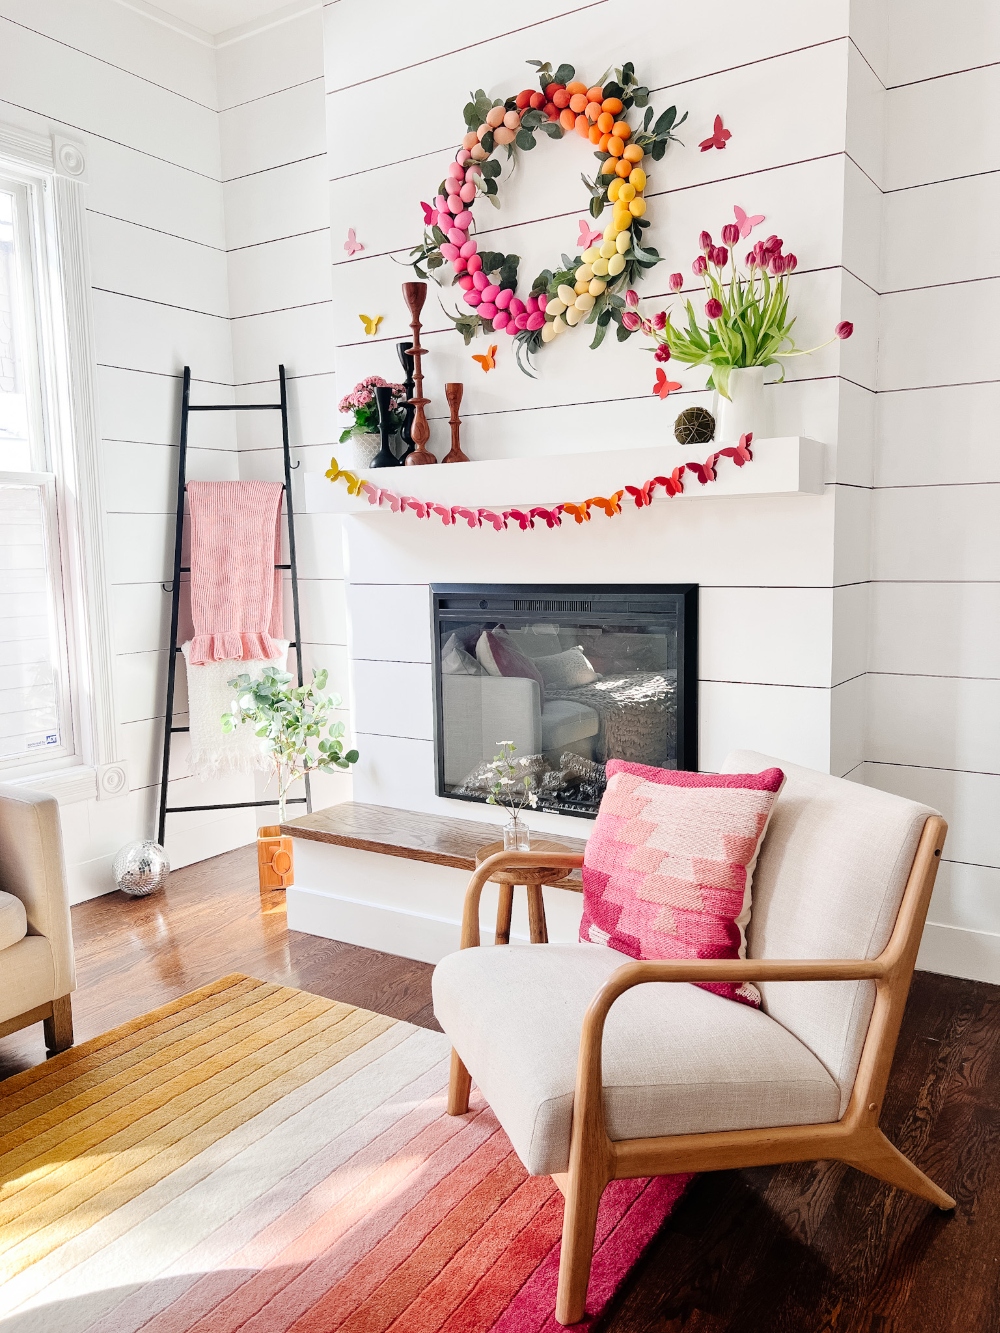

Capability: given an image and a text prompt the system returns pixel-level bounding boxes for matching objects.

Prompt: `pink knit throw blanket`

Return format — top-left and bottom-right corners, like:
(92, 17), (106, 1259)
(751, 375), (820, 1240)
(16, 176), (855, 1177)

(186, 480), (284, 664)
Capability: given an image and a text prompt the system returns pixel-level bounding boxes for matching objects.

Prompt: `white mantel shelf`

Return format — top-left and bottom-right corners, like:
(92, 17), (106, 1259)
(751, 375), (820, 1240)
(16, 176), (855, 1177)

(304, 437), (825, 515)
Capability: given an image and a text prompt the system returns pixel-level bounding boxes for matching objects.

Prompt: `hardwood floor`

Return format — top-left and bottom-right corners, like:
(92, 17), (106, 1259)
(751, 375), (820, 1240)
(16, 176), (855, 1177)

(2, 844), (997, 1331)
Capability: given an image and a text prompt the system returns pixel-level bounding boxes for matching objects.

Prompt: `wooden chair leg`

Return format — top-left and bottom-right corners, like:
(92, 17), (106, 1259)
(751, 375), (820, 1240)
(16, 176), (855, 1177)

(447, 1047), (472, 1115)
(842, 1130), (956, 1210)
(43, 994), (74, 1056)
(527, 883), (548, 943)
(555, 1161), (607, 1325)
(494, 883), (514, 945)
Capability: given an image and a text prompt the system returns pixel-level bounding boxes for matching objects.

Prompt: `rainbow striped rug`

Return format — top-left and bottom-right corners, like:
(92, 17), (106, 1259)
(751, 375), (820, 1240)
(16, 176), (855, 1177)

(0, 974), (690, 1331)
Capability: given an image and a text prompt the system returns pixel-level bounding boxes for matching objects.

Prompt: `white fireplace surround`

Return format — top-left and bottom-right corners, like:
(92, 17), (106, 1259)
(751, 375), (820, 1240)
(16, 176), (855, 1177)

(287, 435), (855, 963)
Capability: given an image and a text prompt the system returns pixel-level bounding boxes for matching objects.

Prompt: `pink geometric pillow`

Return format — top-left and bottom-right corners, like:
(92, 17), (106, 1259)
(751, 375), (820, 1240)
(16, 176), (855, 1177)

(580, 761), (785, 1008)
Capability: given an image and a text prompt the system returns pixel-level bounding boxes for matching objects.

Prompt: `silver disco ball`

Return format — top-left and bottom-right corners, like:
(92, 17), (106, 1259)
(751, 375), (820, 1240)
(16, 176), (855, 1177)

(113, 841), (170, 897)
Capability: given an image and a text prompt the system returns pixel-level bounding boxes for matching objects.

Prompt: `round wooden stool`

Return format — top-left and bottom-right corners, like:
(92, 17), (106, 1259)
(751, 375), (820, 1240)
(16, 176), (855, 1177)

(475, 839), (574, 945)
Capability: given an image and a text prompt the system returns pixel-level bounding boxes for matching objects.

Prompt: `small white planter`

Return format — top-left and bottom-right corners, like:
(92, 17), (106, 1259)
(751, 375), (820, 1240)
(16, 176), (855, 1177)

(338, 430), (381, 471)
(714, 366), (772, 444)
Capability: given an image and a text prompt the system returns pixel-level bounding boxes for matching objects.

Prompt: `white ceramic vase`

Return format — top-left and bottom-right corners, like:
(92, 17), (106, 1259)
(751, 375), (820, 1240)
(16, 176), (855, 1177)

(713, 366), (771, 444)
(338, 430), (381, 471)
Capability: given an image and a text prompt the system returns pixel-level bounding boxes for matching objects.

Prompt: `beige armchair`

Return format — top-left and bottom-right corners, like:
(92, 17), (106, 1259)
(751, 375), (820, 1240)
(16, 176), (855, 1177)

(0, 784), (76, 1056)
(433, 751), (954, 1325)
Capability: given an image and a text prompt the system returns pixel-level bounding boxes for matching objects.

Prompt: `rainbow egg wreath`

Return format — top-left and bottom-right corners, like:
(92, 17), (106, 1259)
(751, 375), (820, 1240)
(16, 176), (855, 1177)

(410, 60), (686, 372)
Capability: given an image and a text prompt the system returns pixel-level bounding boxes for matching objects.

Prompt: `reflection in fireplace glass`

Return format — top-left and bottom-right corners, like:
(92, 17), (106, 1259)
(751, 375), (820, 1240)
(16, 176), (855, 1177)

(432, 585), (698, 818)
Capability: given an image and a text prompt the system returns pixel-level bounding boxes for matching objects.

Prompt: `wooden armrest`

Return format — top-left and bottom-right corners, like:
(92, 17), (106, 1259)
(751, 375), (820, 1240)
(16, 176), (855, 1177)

(460, 850), (585, 948)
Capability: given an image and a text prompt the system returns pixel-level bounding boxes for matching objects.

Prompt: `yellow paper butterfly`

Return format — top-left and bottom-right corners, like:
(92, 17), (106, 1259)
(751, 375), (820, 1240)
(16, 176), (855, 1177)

(325, 457), (366, 495)
(472, 343), (498, 373)
(359, 313), (383, 336)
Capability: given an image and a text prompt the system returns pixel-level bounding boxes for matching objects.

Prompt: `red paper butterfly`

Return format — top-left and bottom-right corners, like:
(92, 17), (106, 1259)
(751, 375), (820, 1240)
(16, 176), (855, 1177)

(478, 509), (506, 531)
(625, 480), (656, 508)
(699, 115), (732, 152)
(733, 205), (764, 238)
(401, 495), (429, 519)
(653, 368), (682, 399)
(343, 228), (364, 256)
(717, 432), (754, 468)
(530, 506), (562, 528)
(687, 453), (720, 485)
(655, 468), (687, 498)
(562, 502), (591, 524)
(452, 506), (480, 529)
(506, 509), (534, 531)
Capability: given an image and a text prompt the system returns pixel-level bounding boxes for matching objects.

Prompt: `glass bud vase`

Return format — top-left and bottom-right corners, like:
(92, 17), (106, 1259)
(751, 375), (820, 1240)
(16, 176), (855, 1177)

(503, 814), (530, 852)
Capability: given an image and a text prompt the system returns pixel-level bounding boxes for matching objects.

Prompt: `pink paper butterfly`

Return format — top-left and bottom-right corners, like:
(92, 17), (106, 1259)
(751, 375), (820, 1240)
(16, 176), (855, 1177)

(430, 503), (455, 526)
(383, 491), (401, 512)
(401, 495), (429, 519)
(344, 228), (364, 256)
(420, 200), (435, 225)
(577, 219), (602, 251)
(733, 206), (765, 239)
(478, 509), (506, 531)
(452, 506), (480, 529)
(362, 484), (382, 506)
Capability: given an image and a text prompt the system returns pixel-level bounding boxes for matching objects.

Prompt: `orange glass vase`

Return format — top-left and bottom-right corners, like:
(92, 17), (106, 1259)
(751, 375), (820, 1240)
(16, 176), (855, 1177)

(257, 825), (294, 890)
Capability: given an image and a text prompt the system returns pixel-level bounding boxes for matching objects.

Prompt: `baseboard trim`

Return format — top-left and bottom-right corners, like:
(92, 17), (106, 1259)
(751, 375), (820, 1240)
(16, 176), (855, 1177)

(917, 922), (1000, 985)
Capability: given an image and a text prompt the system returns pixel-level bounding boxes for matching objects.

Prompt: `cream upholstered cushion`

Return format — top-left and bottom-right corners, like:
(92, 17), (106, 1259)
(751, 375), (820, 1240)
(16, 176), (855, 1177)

(0, 937), (56, 1026)
(0, 890), (27, 951)
(433, 942), (840, 1176)
(722, 751), (936, 1116)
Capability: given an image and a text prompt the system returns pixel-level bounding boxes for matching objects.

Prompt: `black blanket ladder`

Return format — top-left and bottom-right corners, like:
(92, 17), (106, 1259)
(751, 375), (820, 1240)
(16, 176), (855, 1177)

(156, 365), (311, 846)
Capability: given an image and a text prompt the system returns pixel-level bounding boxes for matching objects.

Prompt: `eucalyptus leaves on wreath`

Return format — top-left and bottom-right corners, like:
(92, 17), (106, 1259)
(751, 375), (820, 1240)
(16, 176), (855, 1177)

(222, 666), (359, 822)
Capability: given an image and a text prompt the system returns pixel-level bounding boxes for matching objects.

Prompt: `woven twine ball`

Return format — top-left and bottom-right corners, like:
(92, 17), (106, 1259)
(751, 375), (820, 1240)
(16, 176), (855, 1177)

(673, 405), (716, 445)
(113, 841), (170, 896)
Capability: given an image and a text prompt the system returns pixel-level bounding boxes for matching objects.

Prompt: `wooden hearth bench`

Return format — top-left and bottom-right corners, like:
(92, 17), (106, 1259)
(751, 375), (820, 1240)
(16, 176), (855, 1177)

(279, 802), (589, 964)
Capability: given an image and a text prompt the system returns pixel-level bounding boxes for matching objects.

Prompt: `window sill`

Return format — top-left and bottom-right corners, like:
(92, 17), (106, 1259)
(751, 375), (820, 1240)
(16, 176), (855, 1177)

(4, 763), (98, 805)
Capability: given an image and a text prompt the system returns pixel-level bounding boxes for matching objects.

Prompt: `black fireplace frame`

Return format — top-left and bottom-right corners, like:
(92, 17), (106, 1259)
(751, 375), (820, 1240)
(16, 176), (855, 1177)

(430, 582), (699, 814)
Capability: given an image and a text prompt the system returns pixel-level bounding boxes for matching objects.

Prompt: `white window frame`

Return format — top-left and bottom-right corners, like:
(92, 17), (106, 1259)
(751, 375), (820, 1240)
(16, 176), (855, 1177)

(0, 123), (124, 803)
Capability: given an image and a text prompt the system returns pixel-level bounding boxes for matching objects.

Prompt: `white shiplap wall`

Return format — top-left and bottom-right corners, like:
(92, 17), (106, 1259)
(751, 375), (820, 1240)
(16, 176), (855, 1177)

(323, 1), (864, 828)
(853, 0), (1000, 983)
(218, 5), (353, 815)
(0, 0), (261, 897)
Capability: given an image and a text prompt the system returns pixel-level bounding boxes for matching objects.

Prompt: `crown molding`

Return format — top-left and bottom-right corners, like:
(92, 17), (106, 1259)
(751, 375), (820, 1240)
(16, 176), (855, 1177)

(109, 0), (319, 47)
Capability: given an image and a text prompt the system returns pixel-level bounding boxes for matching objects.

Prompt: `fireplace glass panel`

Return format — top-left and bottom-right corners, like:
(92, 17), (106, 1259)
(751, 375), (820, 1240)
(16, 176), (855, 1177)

(432, 585), (697, 817)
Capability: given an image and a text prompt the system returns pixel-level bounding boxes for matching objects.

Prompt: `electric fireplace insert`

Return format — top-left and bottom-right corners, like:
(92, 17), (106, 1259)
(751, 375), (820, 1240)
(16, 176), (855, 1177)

(431, 584), (698, 817)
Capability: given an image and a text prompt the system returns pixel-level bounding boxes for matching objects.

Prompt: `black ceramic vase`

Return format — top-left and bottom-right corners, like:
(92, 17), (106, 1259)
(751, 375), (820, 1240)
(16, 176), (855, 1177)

(394, 341), (416, 461)
(371, 383), (401, 468)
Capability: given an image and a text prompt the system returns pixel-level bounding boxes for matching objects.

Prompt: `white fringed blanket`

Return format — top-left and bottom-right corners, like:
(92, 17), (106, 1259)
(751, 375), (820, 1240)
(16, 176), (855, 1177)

(181, 641), (289, 777)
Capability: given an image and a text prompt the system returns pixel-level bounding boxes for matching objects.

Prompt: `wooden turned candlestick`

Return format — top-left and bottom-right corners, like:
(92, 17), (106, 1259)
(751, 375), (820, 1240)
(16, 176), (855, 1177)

(401, 281), (435, 465)
(442, 382), (469, 463)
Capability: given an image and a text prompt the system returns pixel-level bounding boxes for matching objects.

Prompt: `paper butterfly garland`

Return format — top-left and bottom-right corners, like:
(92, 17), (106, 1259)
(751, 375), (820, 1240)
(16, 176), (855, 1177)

(323, 435), (754, 530)
(344, 228), (364, 256)
(577, 219), (602, 251)
(472, 344), (498, 373)
(358, 314), (383, 336)
(653, 368), (682, 399)
(733, 205), (764, 238)
(699, 114), (731, 152)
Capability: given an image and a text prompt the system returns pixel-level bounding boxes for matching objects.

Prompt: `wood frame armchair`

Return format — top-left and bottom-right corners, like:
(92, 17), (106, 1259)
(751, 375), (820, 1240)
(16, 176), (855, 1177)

(445, 816), (953, 1326)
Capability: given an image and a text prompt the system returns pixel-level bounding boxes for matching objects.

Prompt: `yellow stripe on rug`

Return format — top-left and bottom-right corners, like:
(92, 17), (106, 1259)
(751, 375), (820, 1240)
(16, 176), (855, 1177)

(0, 976), (395, 1284)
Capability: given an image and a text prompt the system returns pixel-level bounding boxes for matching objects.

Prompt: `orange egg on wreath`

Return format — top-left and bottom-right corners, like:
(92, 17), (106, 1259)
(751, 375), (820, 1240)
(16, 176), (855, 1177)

(410, 59), (687, 374)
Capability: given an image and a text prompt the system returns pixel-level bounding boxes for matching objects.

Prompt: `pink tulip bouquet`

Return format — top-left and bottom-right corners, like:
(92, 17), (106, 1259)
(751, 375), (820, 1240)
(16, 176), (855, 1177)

(625, 222), (853, 399)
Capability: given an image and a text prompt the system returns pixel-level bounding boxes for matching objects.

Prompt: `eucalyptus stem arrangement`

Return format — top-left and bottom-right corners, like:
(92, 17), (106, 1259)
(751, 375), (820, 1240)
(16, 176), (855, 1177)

(486, 741), (539, 848)
(626, 222), (853, 398)
(222, 666), (359, 822)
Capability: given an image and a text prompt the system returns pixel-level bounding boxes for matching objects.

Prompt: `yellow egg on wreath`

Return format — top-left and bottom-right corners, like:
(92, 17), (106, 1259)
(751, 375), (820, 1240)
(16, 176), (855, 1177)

(409, 60), (687, 369)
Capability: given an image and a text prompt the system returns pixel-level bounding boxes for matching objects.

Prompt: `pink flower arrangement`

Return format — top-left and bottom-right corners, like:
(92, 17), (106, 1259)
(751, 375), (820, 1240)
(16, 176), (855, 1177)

(338, 376), (407, 443)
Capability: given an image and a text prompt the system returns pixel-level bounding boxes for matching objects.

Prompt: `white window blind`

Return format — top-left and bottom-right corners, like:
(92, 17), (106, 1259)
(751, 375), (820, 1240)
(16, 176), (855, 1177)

(0, 474), (67, 761)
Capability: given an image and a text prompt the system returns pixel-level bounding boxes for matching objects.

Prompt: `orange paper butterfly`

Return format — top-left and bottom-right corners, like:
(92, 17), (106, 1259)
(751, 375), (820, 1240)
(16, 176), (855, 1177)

(472, 344), (498, 373)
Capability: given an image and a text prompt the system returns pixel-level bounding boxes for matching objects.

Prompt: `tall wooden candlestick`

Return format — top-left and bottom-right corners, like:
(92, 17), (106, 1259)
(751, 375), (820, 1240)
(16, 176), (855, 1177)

(442, 382), (469, 463)
(401, 281), (435, 465)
